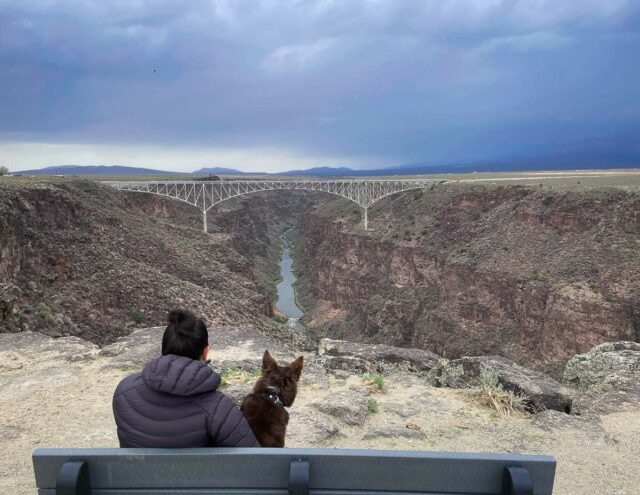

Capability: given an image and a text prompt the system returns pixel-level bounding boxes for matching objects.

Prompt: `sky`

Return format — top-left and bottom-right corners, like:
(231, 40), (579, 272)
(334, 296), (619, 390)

(1, 0), (639, 173)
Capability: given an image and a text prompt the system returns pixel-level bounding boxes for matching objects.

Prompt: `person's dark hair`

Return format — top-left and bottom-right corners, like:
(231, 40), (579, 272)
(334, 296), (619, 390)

(162, 309), (208, 360)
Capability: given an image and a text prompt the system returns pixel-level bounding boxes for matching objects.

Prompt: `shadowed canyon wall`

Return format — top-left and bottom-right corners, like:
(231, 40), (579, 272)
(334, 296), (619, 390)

(298, 185), (640, 372)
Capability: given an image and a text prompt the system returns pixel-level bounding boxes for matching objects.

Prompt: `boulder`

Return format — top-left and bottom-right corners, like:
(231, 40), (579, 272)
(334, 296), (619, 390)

(319, 338), (440, 373)
(563, 341), (640, 390)
(563, 341), (640, 415)
(310, 389), (368, 426)
(451, 356), (573, 413)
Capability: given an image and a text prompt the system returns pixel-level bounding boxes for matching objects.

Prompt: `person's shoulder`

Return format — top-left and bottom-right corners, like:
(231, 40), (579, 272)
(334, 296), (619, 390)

(197, 390), (240, 416)
(113, 372), (143, 398)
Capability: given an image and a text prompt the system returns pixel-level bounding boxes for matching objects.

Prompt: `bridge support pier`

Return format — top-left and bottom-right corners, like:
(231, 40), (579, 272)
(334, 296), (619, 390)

(363, 207), (368, 230)
(203, 210), (208, 233)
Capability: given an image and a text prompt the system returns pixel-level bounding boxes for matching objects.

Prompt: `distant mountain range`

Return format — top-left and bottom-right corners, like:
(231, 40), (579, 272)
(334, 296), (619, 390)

(193, 167), (250, 175)
(12, 136), (640, 177)
(13, 165), (184, 175)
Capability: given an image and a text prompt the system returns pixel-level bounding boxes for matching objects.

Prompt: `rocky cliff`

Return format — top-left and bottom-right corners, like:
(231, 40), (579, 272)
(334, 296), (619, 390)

(0, 179), (314, 344)
(299, 184), (640, 373)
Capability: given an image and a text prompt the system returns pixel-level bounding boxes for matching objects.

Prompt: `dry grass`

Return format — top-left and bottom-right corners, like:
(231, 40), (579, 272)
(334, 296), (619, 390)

(362, 373), (388, 393)
(477, 369), (530, 417)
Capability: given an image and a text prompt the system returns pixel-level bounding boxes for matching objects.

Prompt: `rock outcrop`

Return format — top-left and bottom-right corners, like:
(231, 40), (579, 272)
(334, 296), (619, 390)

(563, 341), (640, 414)
(310, 387), (370, 426)
(319, 338), (440, 373)
(450, 355), (573, 412)
(563, 341), (640, 389)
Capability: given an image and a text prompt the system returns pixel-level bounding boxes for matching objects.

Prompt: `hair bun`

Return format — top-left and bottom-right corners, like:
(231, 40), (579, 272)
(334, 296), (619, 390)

(168, 309), (189, 326)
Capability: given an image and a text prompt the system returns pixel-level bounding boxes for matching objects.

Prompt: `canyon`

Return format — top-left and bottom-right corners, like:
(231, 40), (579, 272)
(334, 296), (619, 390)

(1, 178), (639, 374)
(1, 177), (640, 494)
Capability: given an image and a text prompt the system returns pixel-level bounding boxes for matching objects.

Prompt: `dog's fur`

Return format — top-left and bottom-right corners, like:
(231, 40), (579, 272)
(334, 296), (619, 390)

(241, 350), (303, 447)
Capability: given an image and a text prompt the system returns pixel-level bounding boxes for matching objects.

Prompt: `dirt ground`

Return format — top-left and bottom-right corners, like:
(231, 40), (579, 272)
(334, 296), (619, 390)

(0, 327), (638, 495)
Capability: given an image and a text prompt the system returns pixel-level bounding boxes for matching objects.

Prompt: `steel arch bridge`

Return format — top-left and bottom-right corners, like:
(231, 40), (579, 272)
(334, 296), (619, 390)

(105, 179), (443, 232)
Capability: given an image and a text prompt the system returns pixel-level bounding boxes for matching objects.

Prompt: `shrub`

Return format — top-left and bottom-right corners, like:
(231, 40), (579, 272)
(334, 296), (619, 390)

(131, 311), (144, 324)
(35, 302), (53, 319)
(530, 271), (548, 283)
(478, 368), (529, 417)
(362, 373), (387, 393)
(0, 166), (8, 176)
(367, 398), (379, 414)
(413, 189), (424, 200)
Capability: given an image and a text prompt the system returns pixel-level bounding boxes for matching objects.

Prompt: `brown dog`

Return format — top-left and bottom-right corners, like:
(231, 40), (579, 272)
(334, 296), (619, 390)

(241, 350), (303, 447)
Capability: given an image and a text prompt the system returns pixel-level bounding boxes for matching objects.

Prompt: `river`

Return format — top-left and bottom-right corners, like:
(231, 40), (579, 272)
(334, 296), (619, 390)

(275, 231), (304, 330)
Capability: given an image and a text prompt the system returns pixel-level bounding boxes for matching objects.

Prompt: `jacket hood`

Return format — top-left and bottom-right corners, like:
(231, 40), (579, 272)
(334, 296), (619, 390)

(142, 354), (221, 397)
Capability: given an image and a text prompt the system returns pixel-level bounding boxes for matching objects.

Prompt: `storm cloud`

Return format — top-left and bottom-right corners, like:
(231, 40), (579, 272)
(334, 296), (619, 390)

(1, 0), (639, 171)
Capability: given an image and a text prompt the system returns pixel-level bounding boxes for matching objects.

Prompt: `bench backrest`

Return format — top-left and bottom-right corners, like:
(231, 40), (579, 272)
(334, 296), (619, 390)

(33, 448), (556, 495)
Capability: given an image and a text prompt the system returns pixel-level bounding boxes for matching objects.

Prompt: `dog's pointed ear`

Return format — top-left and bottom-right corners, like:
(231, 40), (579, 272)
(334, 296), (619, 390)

(262, 350), (278, 374)
(290, 355), (304, 380)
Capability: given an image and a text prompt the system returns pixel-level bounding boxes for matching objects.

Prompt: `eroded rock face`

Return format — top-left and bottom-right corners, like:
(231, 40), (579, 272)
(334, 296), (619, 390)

(563, 341), (640, 390)
(0, 284), (21, 332)
(563, 341), (640, 415)
(0, 180), (286, 345)
(299, 186), (640, 370)
(451, 355), (573, 412)
(319, 338), (440, 373)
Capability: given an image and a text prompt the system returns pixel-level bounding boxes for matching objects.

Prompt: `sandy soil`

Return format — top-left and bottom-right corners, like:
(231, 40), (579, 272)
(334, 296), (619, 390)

(1, 328), (638, 495)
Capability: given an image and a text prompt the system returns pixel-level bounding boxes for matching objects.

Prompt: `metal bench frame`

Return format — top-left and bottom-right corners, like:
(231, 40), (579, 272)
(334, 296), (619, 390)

(33, 448), (556, 495)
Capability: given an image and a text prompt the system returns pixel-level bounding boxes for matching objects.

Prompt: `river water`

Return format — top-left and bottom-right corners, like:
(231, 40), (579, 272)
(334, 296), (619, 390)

(275, 231), (304, 330)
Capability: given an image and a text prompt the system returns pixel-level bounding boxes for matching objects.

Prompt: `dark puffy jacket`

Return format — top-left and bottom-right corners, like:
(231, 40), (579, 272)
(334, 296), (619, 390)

(113, 354), (260, 448)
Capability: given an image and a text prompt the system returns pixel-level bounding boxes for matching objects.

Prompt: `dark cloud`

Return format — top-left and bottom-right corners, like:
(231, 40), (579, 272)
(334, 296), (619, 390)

(1, 0), (639, 170)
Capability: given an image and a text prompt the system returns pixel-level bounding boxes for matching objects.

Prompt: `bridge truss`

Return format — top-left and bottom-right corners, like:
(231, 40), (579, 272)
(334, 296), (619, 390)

(105, 179), (443, 232)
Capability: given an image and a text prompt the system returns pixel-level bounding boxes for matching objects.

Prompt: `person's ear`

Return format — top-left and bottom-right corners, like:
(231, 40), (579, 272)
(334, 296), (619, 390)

(200, 345), (210, 363)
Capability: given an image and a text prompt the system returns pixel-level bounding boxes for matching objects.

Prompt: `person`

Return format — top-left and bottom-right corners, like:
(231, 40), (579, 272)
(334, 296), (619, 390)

(112, 309), (260, 447)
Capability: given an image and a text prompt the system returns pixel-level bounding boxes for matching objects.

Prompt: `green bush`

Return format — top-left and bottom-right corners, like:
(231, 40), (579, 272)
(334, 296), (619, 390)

(530, 271), (548, 283)
(413, 189), (424, 200)
(363, 373), (387, 393)
(367, 398), (379, 413)
(131, 311), (144, 324)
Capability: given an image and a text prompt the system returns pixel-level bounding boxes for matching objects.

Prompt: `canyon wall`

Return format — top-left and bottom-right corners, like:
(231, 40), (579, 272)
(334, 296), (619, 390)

(299, 184), (640, 372)
(0, 179), (313, 344)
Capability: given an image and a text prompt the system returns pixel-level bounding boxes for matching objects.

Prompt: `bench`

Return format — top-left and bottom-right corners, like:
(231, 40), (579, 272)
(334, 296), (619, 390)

(33, 448), (556, 495)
